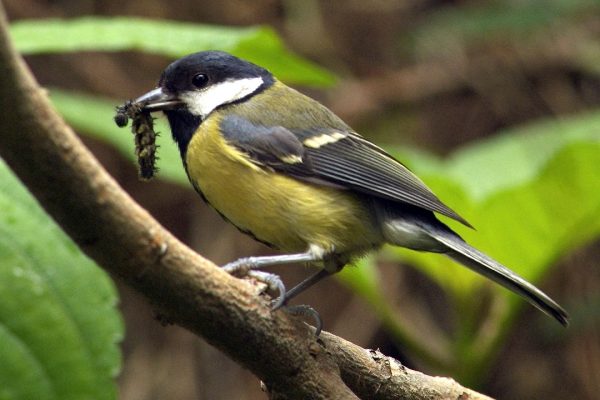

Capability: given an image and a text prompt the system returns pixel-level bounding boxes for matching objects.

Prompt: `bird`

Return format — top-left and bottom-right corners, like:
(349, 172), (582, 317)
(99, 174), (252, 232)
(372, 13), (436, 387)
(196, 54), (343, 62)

(126, 50), (568, 327)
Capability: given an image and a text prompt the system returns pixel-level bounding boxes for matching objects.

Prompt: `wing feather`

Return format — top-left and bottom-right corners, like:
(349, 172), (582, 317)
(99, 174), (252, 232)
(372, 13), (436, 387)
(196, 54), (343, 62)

(219, 115), (471, 227)
(303, 136), (470, 226)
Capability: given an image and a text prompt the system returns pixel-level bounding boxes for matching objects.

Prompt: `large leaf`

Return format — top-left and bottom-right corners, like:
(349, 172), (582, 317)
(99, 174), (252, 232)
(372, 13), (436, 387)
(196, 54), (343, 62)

(445, 115), (600, 201)
(401, 140), (599, 294)
(393, 115), (600, 297)
(10, 17), (335, 86)
(0, 159), (123, 400)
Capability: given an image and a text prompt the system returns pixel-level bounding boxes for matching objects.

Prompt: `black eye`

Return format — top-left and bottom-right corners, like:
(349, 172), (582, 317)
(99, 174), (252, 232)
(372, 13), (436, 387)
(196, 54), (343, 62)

(191, 73), (209, 88)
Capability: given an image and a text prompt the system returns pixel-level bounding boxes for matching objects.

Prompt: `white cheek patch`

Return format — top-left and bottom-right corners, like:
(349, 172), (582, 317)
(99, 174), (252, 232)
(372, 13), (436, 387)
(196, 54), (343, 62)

(181, 77), (264, 118)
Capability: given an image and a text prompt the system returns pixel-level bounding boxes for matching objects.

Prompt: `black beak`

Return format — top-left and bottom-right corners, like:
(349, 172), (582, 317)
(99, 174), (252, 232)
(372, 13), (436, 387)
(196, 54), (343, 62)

(133, 88), (183, 112)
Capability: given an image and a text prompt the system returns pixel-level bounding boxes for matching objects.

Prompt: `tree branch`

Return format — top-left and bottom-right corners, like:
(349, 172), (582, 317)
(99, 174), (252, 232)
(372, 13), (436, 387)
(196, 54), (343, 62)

(0, 4), (492, 399)
(320, 332), (491, 399)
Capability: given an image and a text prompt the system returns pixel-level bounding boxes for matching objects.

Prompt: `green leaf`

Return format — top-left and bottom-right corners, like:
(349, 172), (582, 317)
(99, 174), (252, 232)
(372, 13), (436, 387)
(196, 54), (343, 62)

(467, 140), (600, 282)
(386, 113), (600, 298)
(10, 17), (335, 87)
(0, 159), (123, 400)
(445, 114), (600, 201)
(452, 139), (600, 381)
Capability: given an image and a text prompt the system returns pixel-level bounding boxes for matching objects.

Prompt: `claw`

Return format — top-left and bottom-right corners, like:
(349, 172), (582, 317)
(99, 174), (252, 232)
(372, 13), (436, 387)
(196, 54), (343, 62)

(283, 304), (323, 336)
(222, 257), (259, 275)
(221, 258), (287, 306)
(246, 270), (287, 308)
(220, 253), (329, 333)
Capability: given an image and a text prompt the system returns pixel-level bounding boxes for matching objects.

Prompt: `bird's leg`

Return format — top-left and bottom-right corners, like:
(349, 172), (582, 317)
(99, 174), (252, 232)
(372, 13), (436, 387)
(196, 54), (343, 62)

(222, 250), (324, 309)
(273, 268), (332, 309)
(222, 251), (319, 273)
(222, 247), (338, 334)
(272, 269), (333, 335)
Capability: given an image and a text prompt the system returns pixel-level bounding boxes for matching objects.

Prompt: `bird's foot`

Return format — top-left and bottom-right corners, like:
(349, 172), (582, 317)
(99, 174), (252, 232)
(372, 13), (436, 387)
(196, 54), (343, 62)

(222, 256), (261, 275)
(282, 304), (323, 336)
(222, 258), (287, 309)
(222, 253), (325, 335)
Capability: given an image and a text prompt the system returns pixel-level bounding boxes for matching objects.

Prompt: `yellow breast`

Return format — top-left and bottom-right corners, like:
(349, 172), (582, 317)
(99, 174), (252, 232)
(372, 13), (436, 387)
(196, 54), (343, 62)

(184, 115), (382, 254)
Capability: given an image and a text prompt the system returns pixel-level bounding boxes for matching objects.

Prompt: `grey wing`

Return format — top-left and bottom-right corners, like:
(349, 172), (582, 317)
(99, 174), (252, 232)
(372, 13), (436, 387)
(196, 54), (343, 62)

(300, 131), (471, 227)
(220, 115), (471, 227)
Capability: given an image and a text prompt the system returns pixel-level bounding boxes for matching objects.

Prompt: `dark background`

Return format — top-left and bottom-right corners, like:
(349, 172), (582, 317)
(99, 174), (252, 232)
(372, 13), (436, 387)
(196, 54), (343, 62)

(6, 1), (600, 399)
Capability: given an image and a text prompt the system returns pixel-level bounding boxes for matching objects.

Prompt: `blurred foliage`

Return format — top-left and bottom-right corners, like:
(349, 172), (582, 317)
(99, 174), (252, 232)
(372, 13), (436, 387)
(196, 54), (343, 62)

(413, 0), (600, 43)
(0, 159), (123, 400)
(3, 7), (600, 398)
(10, 17), (336, 86)
(403, 0), (600, 117)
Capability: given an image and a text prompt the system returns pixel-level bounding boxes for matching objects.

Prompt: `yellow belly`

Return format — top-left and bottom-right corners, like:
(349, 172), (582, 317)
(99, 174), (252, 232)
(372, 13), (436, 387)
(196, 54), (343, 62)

(184, 117), (382, 254)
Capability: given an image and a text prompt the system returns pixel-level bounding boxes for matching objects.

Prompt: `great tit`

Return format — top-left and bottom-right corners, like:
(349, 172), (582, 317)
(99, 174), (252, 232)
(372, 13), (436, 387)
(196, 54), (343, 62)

(128, 50), (568, 326)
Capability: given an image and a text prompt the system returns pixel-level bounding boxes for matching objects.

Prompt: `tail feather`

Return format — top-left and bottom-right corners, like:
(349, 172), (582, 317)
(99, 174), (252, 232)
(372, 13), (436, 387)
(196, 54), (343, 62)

(430, 231), (569, 326)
